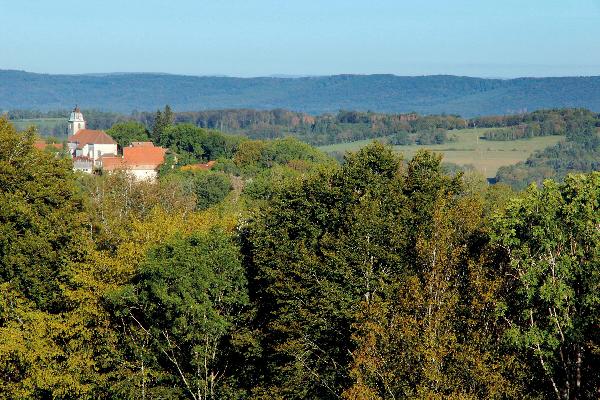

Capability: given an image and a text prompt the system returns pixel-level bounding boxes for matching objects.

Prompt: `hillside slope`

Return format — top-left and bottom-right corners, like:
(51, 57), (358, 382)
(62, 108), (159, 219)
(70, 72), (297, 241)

(2, 70), (600, 116)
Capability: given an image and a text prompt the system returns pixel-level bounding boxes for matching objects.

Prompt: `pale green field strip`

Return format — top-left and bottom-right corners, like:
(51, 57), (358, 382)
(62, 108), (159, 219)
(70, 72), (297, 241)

(319, 129), (565, 178)
(11, 118), (65, 129)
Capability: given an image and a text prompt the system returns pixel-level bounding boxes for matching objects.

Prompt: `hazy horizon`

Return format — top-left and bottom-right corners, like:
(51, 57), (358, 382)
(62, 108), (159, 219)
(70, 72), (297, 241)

(5, 68), (600, 80)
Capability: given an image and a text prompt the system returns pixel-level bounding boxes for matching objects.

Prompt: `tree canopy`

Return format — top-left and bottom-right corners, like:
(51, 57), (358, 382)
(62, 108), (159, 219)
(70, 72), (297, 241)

(0, 115), (598, 399)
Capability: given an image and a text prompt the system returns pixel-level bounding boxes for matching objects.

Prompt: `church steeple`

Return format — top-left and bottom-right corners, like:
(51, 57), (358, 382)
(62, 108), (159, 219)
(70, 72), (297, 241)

(67, 105), (85, 136)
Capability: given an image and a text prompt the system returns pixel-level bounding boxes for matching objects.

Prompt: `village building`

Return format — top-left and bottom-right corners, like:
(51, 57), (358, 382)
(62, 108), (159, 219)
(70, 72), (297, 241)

(64, 107), (166, 178)
(72, 156), (94, 174)
(67, 106), (86, 136)
(101, 141), (166, 181)
(34, 140), (63, 152)
(66, 107), (118, 169)
(67, 129), (118, 166)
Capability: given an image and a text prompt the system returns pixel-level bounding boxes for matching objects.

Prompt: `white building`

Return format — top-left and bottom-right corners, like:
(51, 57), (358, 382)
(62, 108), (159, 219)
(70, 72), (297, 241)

(67, 106), (86, 136)
(66, 108), (118, 170)
(72, 156), (94, 174)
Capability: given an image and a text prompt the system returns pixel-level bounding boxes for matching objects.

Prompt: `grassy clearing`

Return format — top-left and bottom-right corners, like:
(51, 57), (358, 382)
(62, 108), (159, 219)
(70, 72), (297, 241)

(11, 118), (65, 127)
(11, 118), (66, 133)
(318, 128), (565, 178)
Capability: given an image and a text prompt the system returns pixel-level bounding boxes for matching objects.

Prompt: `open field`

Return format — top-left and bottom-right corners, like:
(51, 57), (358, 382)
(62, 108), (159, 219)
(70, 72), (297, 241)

(318, 129), (565, 178)
(11, 118), (64, 129)
(11, 118), (67, 134)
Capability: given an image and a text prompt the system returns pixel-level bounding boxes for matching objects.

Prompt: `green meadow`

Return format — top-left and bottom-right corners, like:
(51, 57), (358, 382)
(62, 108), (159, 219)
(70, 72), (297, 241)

(11, 118), (67, 136)
(319, 128), (565, 178)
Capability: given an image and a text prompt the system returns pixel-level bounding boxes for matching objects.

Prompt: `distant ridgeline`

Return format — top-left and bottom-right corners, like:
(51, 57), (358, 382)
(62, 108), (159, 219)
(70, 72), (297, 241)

(2, 70), (600, 115)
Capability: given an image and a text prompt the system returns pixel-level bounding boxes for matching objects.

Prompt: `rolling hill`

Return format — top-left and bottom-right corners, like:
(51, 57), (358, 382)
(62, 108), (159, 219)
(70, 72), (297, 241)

(2, 70), (600, 116)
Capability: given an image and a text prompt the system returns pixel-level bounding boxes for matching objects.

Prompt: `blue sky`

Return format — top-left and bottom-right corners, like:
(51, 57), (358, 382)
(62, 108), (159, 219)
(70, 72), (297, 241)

(2, 0), (600, 77)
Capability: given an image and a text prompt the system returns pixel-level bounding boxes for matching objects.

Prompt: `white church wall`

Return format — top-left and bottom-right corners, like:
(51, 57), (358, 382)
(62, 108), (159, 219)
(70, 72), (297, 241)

(67, 109), (86, 136)
(93, 143), (118, 160)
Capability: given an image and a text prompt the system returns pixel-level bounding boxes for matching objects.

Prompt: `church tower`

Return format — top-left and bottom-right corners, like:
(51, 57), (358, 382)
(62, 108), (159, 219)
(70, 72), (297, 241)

(67, 106), (85, 136)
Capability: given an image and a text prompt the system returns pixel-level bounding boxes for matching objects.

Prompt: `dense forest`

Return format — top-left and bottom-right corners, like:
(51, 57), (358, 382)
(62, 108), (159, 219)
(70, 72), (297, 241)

(174, 109), (468, 146)
(3, 70), (600, 115)
(1, 114), (599, 399)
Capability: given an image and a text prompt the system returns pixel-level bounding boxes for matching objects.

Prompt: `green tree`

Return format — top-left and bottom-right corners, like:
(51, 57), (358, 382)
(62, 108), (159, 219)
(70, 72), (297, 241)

(242, 144), (484, 398)
(151, 105), (174, 142)
(0, 118), (120, 399)
(109, 229), (248, 399)
(158, 124), (243, 164)
(492, 173), (600, 399)
(344, 194), (521, 399)
(106, 121), (150, 148)
(193, 172), (233, 211)
(0, 118), (87, 311)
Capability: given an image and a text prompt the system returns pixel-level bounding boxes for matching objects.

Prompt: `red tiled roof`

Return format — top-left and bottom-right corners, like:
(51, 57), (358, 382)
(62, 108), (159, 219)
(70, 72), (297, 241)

(68, 129), (116, 146)
(101, 147), (166, 171)
(100, 156), (126, 171)
(123, 146), (166, 169)
(34, 140), (63, 151)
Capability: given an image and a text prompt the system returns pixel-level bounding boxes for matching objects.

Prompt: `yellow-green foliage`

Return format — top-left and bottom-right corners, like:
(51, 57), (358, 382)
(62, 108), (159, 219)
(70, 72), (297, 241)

(1, 115), (598, 399)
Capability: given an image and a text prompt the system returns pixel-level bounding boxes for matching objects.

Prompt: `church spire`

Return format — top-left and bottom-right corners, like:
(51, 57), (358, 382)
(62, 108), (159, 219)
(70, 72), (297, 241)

(67, 106), (86, 136)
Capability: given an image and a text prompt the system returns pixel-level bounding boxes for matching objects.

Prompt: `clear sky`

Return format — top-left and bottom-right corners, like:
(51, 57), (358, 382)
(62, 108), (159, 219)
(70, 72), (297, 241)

(2, 0), (600, 77)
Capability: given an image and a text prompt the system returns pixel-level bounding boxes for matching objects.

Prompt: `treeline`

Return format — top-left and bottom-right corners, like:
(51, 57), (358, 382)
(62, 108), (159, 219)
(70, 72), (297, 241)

(480, 109), (599, 141)
(495, 110), (600, 189)
(146, 108), (600, 146)
(174, 108), (595, 146)
(2, 117), (600, 399)
(9, 107), (598, 148)
(172, 109), (468, 146)
(175, 108), (598, 146)
(104, 106), (331, 173)
(484, 125), (540, 141)
(9, 108), (469, 145)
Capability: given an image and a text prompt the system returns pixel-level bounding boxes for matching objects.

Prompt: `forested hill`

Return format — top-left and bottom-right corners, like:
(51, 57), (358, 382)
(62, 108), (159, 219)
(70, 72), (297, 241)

(2, 70), (600, 116)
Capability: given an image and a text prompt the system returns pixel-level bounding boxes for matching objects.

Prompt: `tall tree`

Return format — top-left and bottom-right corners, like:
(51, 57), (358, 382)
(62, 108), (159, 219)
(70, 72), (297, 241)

(109, 229), (248, 399)
(344, 194), (521, 399)
(151, 105), (175, 142)
(106, 121), (150, 148)
(0, 118), (119, 398)
(0, 117), (87, 311)
(242, 144), (490, 398)
(492, 173), (600, 399)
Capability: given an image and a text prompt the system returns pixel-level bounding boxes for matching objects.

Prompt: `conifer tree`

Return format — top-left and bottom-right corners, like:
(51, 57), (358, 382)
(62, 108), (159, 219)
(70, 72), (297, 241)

(151, 105), (174, 143)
